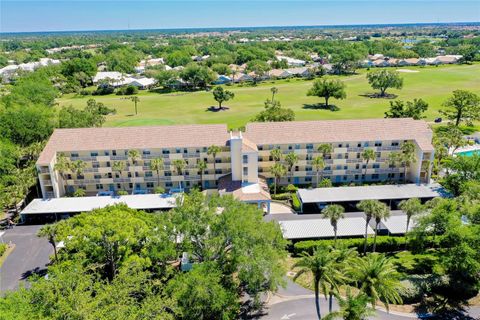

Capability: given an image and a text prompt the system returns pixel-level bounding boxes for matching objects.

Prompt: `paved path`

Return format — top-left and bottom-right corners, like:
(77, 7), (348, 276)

(0, 225), (52, 293)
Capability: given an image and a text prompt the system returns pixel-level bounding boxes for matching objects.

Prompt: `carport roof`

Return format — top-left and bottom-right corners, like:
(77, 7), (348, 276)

(21, 194), (178, 215)
(297, 183), (447, 204)
(279, 217), (374, 240)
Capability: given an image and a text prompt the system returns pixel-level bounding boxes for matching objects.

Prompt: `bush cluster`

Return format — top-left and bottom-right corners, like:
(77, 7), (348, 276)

(0, 243), (7, 257)
(291, 193), (302, 212)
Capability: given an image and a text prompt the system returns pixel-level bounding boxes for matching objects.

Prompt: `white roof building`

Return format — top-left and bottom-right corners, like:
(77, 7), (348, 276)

(93, 71), (124, 84)
(276, 55), (306, 66)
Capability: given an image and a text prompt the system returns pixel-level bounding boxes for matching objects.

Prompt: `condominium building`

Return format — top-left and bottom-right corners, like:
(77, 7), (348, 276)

(36, 118), (434, 200)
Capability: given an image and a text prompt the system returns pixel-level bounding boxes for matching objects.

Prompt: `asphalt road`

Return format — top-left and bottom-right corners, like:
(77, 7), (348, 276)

(0, 225), (52, 293)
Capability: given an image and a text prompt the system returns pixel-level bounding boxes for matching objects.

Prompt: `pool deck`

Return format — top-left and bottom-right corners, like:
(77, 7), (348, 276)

(452, 144), (480, 155)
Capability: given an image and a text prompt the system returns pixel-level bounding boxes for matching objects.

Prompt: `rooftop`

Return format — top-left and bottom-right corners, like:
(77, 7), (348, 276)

(218, 174), (271, 202)
(37, 124), (230, 165)
(21, 194), (178, 215)
(279, 217), (374, 240)
(243, 118), (434, 151)
(297, 183), (447, 204)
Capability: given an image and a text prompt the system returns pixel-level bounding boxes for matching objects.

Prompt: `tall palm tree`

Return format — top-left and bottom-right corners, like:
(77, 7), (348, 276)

(312, 156), (325, 187)
(318, 143), (333, 159)
(348, 254), (403, 310)
(270, 148), (282, 164)
(172, 159), (186, 189)
(322, 205), (345, 246)
(71, 160), (86, 192)
(112, 160), (126, 192)
(323, 288), (374, 320)
(356, 199), (381, 255)
(128, 149), (141, 194)
(270, 163), (287, 196)
(361, 148), (376, 182)
(387, 152), (400, 183)
(398, 198), (424, 245)
(371, 202), (390, 253)
(130, 96), (140, 115)
(150, 158), (164, 188)
(270, 87), (278, 102)
(207, 145), (221, 182)
(196, 160), (207, 190)
(400, 141), (416, 183)
(54, 153), (72, 194)
(292, 248), (343, 320)
(37, 224), (59, 262)
(285, 152), (299, 184)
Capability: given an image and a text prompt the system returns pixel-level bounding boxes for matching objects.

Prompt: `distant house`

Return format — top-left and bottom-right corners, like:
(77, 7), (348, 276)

(276, 55), (306, 67)
(268, 69), (291, 79)
(397, 59), (410, 67)
(405, 58), (420, 66)
(93, 71), (124, 85)
(373, 59), (390, 67)
(436, 55), (462, 64)
(424, 57), (440, 65)
(285, 67), (311, 77)
(214, 75), (232, 84)
(387, 58), (399, 66)
(192, 55), (210, 62)
(369, 54), (385, 61)
(128, 77), (156, 89)
(234, 73), (253, 83)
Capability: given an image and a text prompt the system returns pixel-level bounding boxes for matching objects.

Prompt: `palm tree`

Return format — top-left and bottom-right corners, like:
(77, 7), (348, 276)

(318, 143), (333, 159)
(400, 141), (416, 183)
(292, 247), (343, 320)
(312, 156), (325, 187)
(172, 159), (186, 189)
(356, 199), (381, 255)
(348, 254), (403, 310)
(361, 149), (376, 182)
(54, 153), (72, 194)
(150, 158), (164, 188)
(112, 160), (126, 192)
(130, 96), (140, 115)
(270, 148), (282, 164)
(271, 87), (278, 102)
(323, 288), (374, 320)
(398, 198), (424, 245)
(196, 160), (207, 190)
(207, 145), (221, 182)
(128, 149), (141, 194)
(285, 152), (299, 184)
(270, 163), (287, 196)
(71, 160), (86, 192)
(37, 224), (59, 262)
(322, 205), (345, 246)
(387, 152), (400, 183)
(371, 202), (390, 253)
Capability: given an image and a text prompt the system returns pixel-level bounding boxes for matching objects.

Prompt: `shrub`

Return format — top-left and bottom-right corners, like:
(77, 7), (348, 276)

(0, 243), (7, 257)
(286, 184), (297, 192)
(271, 193), (291, 201)
(291, 193), (301, 212)
(117, 190), (128, 196)
(116, 85), (138, 95)
(93, 85), (114, 95)
(73, 189), (86, 197)
(154, 186), (165, 194)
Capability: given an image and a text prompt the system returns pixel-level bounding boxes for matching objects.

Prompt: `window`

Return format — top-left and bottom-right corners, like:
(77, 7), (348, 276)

(357, 153), (361, 159)
(343, 166), (348, 170)
(145, 171), (153, 177)
(166, 182), (173, 187)
(71, 153), (79, 158)
(344, 153), (349, 159)
(376, 152), (381, 158)
(373, 164), (380, 169)
(96, 184), (103, 190)
(356, 164), (360, 169)
(372, 174), (379, 180)
(336, 165), (342, 170)
(364, 142), (369, 147)
(104, 151), (110, 156)
(165, 171), (172, 177)
(117, 184), (121, 189)
(355, 175), (359, 180)
(176, 148), (181, 154)
(391, 141), (399, 146)
(115, 173), (120, 178)
(357, 143), (362, 148)
(143, 150), (151, 155)
(343, 176), (347, 181)
(295, 144), (301, 150)
(112, 150), (117, 156)
(258, 145), (263, 151)
(306, 166), (312, 172)
(162, 149), (170, 155)
(93, 162), (100, 168)
(288, 145), (293, 150)
(337, 154), (342, 159)
(325, 166), (331, 171)
(106, 161), (111, 167)
(203, 147), (207, 152)
(94, 174), (101, 179)
(306, 144), (313, 150)
(305, 177), (312, 182)
(128, 172), (132, 178)
(388, 173), (395, 178)
(375, 141), (382, 147)
(107, 173), (112, 178)
(129, 183), (133, 189)
(184, 148), (188, 154)
(67, 174), (72, 179)
(91, 152), (98, 157)
(243, 155), (248, 164)
(215, 169), (222, 174)
(294, 166), (299, 172)
(147, 182), (154, 188)
(346, 143), (350, 148)
(215, 159), (221, 163)
(243, 167), (248, 176)
(338, 143), (343, 148)
(196, 149), (200, 153)
(306, 154), (312, 160)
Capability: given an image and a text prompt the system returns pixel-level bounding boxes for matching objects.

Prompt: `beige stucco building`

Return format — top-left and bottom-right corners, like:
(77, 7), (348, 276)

(36, 118), (434, 199)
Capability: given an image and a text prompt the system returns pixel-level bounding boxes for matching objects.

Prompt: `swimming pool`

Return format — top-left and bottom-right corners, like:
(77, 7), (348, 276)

(456, 149), (480, 157)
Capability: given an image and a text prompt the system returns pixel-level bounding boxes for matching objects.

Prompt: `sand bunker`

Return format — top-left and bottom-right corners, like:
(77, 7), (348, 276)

(396, 69), (419, 73)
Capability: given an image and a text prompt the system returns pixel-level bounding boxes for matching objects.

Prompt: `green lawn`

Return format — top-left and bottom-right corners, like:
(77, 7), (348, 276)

(57, 64), (480, 129)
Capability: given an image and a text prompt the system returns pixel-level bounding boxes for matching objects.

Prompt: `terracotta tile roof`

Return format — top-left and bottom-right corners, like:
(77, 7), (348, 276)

(218, 174), (271, 201)
(243, 118), (434, 152)
(37, 124), (230, 165)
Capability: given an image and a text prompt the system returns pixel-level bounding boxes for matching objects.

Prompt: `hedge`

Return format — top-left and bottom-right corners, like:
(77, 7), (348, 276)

(292, 236), (439, 256)
(271, 193), (291, 201)
(291, 193), (301, 212)
(0, 243), (7, 257)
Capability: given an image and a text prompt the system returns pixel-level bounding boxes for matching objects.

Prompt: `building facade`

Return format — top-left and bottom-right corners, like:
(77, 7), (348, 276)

(37, 119), (434, 199)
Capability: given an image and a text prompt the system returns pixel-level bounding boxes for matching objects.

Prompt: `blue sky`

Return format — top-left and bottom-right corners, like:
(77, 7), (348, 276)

(1, 1), (479, 33)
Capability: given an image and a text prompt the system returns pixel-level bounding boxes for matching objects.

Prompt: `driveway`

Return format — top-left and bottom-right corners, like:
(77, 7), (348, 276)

(0, 225), (52, 293)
